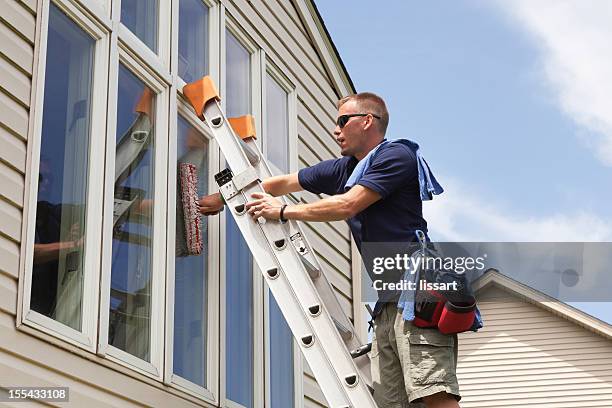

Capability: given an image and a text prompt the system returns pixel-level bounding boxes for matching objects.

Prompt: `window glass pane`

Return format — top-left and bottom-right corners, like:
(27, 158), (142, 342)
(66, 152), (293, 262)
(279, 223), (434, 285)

(173, 115), (209, 387)
(265, 73), (289, 172)
(226, 214), (253, 407)
(265, 72), (294, 407)
(121, 0), (158, 52)
(269, 294), (294, 408)
(225, 29), (251, 117)
(109, 65), (156, 362)
(31, 4), (94, 331)
(179, 0), (209, 83)
(225, 28), (253, 407)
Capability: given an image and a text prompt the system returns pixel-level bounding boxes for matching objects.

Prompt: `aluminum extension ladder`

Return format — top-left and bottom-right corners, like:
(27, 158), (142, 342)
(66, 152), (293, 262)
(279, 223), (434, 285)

(183, 76), (378, 408)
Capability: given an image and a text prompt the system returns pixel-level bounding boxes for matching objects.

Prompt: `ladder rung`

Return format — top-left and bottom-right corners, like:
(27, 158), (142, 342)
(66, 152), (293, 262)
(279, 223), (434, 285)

(332, 317), (354, 341)
(350, 343), (372, 359)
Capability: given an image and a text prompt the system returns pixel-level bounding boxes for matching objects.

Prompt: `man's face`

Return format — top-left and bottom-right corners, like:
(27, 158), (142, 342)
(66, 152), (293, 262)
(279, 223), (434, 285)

(334, 100), (368, 157)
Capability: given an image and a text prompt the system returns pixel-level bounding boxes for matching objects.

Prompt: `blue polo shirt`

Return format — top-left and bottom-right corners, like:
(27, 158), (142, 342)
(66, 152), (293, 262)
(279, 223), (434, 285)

(298, 142), (427, 251)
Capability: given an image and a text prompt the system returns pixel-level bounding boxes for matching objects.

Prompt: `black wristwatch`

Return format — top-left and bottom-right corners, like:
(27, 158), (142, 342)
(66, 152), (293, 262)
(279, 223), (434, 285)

(279, 204), (288, 223)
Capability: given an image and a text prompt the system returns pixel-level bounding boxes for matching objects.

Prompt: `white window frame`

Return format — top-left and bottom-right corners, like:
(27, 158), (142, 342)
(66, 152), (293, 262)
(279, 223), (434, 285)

(261, 56), (303, 408)
(97, 43), (169, 380)
(219, 10), (265, 408)
(114, 0), (172, 73)
(163, 95), (220, 404)
(261, 55), (298, 175)
(18, 0), (110, 353)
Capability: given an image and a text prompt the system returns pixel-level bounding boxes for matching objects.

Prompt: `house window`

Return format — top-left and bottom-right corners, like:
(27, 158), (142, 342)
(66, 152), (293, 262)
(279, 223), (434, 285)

(264, 68), (297, 408)
(24, 1), (305, 405)
(178, 0), (209, 82)
(121, 0), (159, 52)
(30, 3), (95, 332)
(224, 26), (255, 408)
(173, 114), (209, 387)
(108, 64), (156, 362)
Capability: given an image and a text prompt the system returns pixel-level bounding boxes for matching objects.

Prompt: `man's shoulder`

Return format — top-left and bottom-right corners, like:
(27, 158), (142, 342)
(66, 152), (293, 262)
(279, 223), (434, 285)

(374, 140), (417, 162)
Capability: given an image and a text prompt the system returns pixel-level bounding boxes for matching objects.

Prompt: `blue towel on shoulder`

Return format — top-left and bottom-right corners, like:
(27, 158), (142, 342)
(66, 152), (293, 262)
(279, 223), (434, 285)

(344, 138), (444, 200)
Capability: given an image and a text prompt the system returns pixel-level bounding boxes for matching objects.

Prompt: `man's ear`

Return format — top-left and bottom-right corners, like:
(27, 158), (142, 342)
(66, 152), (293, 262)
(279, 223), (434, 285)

(363, 115), (374, 131)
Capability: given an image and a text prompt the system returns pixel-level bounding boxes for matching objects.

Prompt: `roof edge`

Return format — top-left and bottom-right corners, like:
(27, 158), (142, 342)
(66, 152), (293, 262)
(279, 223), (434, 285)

(474, 269), (612, 340)
(292, 0), (356, 98)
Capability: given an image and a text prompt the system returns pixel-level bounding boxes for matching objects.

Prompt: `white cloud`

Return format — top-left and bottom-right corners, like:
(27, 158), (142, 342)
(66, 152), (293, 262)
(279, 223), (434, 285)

(423, 177), (612, 242)
(493, 0), (612, 166)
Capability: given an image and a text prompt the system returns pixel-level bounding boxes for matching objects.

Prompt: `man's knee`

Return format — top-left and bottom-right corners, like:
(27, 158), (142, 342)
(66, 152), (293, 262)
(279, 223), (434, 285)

(421, 391), (460, 408)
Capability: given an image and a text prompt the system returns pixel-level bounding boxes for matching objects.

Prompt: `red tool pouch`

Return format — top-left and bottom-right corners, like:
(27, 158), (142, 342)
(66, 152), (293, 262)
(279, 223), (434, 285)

(437, 298), (477, 334)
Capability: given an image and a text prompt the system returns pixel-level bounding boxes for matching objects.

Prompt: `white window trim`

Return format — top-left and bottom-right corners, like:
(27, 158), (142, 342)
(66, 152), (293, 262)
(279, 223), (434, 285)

(261, 55), (298, 175)
(113, 0), (172, 75)
(18, 0), (110, 353)
(163, 95), (220, 404)
(261, 55), (303, 408)
(219, 9), (265, 408)
(97, 43), (169, 380)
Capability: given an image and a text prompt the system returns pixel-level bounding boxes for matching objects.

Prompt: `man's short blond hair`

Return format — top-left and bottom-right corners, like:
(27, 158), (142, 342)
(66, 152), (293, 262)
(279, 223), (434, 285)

(337, 92), (389, 134)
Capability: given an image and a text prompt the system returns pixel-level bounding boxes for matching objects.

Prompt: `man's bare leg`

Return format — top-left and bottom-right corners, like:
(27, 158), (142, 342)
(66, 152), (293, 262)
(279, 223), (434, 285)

(422, 391), (460, 408)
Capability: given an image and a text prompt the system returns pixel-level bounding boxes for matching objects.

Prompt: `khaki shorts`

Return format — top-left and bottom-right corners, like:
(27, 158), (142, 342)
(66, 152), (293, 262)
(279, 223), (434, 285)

(371, 303), (461, 408)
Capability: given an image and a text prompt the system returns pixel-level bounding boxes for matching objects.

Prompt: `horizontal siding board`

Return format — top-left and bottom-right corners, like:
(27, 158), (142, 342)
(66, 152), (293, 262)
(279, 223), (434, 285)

(298, 105), (339, 158)
(0, 313), (211, 407)
(0, 0), (36, 43)
(0, 160), (24, 207)
(0, 125), (27, 171)
(0, 54), (31, 106)
(251, 0), (328, 82)
(0, 89), (29, 139)
(457, 289), (612, 408)
(0, 236), (20, 277)
(297, 187), (349, 236)
(0, 198), (22, 242)
(0, 20), (33, 75)
(17, 0), (37, 15)
(278, 0), (308, 37)
(303, 374), (326, 407)
(0, 273), (17, 315)
(298, 134), (325, 165)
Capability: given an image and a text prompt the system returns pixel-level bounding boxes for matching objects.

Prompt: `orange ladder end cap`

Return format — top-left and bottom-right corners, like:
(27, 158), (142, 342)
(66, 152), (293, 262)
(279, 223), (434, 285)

(135, 88), (154, 116)
(182, 76), (221, 117)
(228, 115), (257, 140)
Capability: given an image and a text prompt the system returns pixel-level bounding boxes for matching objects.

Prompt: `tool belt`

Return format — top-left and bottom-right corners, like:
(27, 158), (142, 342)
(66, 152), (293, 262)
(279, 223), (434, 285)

(412, 234), (478, 334)
(413, 272), (477, 334)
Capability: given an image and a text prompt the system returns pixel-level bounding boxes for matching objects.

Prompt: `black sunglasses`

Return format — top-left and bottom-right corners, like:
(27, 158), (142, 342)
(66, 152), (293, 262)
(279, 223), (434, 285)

(336, 113), (381, 129)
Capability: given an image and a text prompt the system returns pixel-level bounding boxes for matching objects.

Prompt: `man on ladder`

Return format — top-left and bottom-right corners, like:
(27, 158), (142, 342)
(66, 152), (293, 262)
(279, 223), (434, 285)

(198, 92), (461, 408)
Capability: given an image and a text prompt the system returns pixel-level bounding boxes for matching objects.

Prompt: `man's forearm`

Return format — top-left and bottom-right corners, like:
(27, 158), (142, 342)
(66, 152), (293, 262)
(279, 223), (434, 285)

(261, 173), (301, 196)
(283, 195), (354, 222)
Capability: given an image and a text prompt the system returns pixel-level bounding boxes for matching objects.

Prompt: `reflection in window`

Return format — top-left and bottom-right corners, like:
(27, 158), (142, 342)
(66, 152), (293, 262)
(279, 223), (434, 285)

(226, 30), (251, 117)
(108, 65), (156, 361)
(178, 0), (209, 83)
(121, 0), (158, 52)
(225, 28), (254, 408)
(269, 293), (294, 408)
(265, 73), (294, 407)
(31, 4), (94, 331)
(173, 116), (208, 387)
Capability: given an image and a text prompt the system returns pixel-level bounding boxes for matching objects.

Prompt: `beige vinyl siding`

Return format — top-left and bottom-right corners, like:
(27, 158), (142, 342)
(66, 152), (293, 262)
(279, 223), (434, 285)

(0, 0), (30, 333)
(457, 286), (612, 408)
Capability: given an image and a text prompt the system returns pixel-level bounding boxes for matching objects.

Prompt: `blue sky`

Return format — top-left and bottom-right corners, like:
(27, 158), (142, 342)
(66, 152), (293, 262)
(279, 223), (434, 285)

(315, 0), (612, 324)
